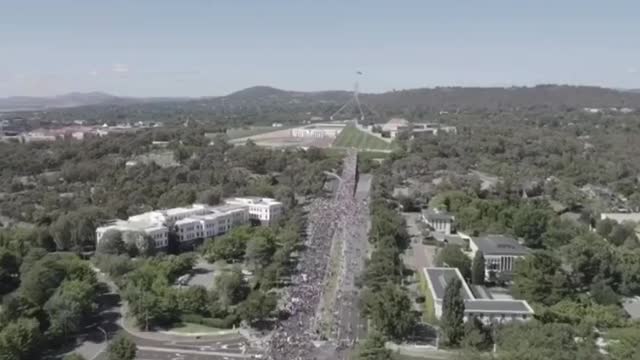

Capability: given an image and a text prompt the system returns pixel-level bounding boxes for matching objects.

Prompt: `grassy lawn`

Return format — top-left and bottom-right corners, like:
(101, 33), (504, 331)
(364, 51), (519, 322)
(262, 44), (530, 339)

(419, 270), (438, 325)
(393, 353), (452, 360)
(225, 125), (294, 139)
(167, 322), (223, 334)
(333, 125), (392, 151)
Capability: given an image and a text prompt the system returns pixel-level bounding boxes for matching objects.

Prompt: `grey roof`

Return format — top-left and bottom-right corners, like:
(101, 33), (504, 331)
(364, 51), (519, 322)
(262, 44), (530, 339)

(432, 233), (467, 246)
(422, 209), (454, 221)
(623, 297), (640, 320)
(424, 268), (473, 300)
(472, 235), (530, 256)
(471, 285), (493, 300)
(464, 299), (533, 314)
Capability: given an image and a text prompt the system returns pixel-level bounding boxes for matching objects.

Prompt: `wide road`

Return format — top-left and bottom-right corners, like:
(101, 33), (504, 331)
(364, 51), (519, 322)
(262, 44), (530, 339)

(95, 334), (261, 360)
(87, 268), (259, 360)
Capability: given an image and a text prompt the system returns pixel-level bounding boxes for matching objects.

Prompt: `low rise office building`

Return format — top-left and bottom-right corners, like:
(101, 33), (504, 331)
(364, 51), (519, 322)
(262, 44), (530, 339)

(225, 197), (283, 224)
(468, 235), (530, 281)
(423, 267), (534, 325)
(422, 208), (455, 235)
(96, 197), (281, 250)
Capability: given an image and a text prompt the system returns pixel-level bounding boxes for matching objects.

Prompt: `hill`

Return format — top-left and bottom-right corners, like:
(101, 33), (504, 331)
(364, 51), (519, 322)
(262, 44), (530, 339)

(0, 92), (188, 112)
(213, 85), (640, 112)
(362, 85), (640, 111)
(4, 85), (640, 125)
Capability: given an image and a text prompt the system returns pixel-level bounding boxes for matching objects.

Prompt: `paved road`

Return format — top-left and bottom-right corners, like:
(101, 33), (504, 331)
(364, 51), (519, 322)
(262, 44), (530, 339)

(85, 268), (259, 360)
(95, 334), (261, 360)
(402, 212), (436, 272)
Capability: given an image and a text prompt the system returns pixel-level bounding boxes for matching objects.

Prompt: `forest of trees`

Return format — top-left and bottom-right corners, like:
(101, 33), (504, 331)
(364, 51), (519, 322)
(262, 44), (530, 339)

(2, 92), (640, 359)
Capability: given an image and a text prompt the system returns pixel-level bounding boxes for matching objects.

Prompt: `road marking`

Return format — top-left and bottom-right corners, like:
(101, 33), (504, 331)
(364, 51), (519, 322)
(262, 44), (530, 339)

(137, 345), (256, 358)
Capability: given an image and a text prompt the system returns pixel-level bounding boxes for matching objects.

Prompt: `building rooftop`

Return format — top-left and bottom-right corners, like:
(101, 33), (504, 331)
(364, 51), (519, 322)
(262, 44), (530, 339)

(423, 208), (455, 222)
(424, 268), (474, 300)
(164, 204), (207, 216)
(225, 197), (282, 206)
(601, 213), (640, 223)
(424, 267), (534, 315)
(471, 235), (530, 256)
(175, 217), (201, 225)
(99, 219), (166, 233)
(464, 299), (533, 314)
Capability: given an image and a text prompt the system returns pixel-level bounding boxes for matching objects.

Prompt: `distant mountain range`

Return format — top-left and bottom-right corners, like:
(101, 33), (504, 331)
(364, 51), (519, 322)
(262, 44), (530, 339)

(0, 92), (187, 112)
(3, 85), (640, 112)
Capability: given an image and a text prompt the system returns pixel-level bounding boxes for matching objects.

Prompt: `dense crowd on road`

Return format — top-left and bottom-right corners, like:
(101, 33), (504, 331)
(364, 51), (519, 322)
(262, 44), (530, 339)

(266, 150), (367, 359)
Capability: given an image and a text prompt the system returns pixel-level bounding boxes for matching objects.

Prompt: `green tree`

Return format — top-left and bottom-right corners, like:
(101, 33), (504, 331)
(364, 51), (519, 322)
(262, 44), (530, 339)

(353, 331), (393, 360)
(107, 333), (137, 360)
(0, 249), (19, 294)
(513, 205), (549, 248)
(436, 245), (472, 279)
(63, 353), (87, 360)
(441, 277), (465, 346)
(608, 224), (637, 247)
(178, 285), (209, 315)
(497, 321), (603, 360)
(596, 219), (616, 239)
(462, 316), (492, 351)
(0, 317), (42, 360)
(18, 247), (47, 275)
(122, 231), (155, 257)
(245, 233), (277, 268)
(362, 283), (416, 340)
(238, 290), (277, 324)
(19, 256), (66, 306)
(197, 187), (222, 206)
(215, 267), (250, 307)
(512, 251), (570, 306)
(44, 280), (96, 338)
(471, 252), (485, 285)
(204, 227), (250, 263)
(563, 234), (617, 290)
(97, 229), (126, 255)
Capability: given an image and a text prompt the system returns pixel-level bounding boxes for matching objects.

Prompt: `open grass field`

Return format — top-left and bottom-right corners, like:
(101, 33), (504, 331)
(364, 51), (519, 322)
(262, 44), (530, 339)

(167, 322), (223, 334)
(225, 125), (294, 139)
(333, 125), (393, 151)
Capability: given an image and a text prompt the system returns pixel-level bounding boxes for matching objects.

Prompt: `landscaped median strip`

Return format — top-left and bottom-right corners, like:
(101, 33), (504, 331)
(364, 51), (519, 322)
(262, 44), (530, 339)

(418, 270), (437, 324)
(137, 345), (255, 358)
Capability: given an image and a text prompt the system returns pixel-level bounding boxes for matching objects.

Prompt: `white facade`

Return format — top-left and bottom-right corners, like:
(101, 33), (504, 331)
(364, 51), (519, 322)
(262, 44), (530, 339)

(424, 267), (534, 325)
(600, 212), (640, 224)
(422, 209), (455, 235)
(468, 235), (530, 281)
(94, 198), (277, 250)
(96, 220), (169, 249)
(290, 124), (345, 139)
(175, 217), (203, 243)
(225, 197), (283, 224)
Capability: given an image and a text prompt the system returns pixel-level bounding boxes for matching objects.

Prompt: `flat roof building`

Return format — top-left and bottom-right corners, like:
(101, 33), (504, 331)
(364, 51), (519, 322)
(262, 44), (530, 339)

(600, 213), (640, 224)
(225, 197), (283, 224)
(423, 267), (534, 325)
(422, 208), (455, 235)
(469, 235), (530, 282)
(96, 197), (281, 251)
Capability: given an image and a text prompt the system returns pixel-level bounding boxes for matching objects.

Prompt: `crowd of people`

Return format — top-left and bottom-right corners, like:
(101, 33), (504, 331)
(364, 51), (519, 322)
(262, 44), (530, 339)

(266, 151), (365, 359)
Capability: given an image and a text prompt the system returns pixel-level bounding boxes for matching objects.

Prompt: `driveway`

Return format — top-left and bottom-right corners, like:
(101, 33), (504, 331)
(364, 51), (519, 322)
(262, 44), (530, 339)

(402, 212), (436, 272)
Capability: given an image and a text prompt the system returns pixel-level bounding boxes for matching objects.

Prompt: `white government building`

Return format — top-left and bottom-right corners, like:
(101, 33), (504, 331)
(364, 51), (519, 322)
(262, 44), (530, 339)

(424, 267), (534, 325)
(467, 235), (530, 281)
(290, 123), (345, 138)
(96, 197), (283, 249)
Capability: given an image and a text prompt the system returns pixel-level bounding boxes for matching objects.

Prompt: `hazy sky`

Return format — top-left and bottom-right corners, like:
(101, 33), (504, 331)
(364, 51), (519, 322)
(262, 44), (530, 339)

(1, 0), (638, 97)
